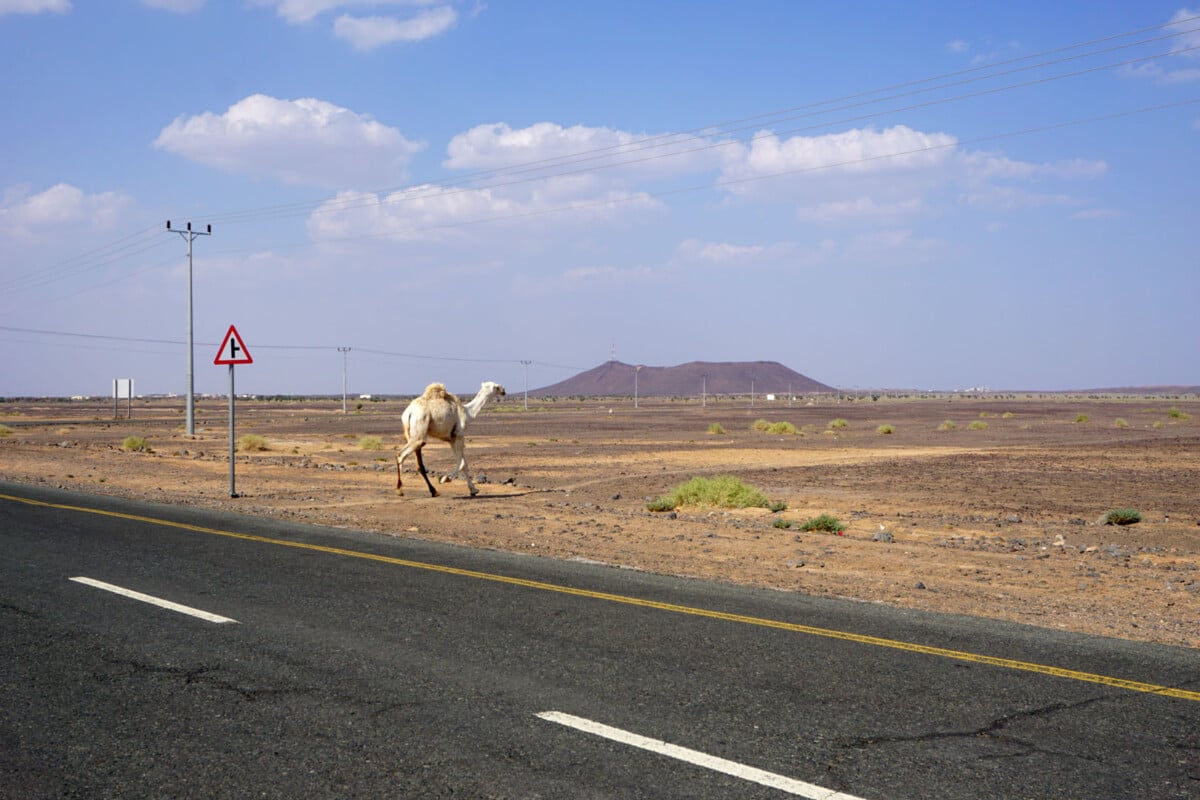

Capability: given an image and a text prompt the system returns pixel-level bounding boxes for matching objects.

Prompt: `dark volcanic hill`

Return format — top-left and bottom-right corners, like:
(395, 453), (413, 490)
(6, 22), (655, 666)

(531, 360), (836, 398)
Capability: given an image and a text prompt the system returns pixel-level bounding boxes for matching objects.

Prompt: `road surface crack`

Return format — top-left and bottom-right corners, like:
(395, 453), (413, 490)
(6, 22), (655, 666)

(840, 693), (1114, 762)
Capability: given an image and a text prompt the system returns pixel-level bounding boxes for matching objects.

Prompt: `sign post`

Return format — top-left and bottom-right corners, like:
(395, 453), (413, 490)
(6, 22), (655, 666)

(213, 325), (253, 498)
(112, 378), (134, 419)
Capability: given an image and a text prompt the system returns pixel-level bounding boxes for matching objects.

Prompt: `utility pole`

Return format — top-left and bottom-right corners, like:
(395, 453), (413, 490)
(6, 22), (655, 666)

(520, 360), (531, 410)
(634, 365), (643, 409)
(338, 347), (351, 413)
(702, 373), (707, 407)
(167, 221), (211, 436)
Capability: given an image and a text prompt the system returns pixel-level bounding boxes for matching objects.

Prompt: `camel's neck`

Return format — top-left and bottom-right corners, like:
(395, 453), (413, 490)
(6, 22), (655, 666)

(463, 389), (494, 420)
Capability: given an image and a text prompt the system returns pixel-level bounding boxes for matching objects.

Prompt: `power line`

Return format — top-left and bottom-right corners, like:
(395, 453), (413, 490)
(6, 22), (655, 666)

(203, 17), (1199, 228)
(0, 325), (586, 373)
(8, 17), (1197, 296)
(199, 21), (1200, 231)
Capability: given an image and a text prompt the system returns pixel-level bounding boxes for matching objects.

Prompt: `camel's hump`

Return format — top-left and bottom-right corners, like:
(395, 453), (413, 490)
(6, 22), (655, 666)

(421, 383), (458, 404)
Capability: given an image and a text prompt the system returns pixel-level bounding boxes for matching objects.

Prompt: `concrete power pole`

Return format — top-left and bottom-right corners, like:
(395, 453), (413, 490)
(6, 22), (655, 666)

(520, 360), (531, 410)
(338, 347), (351, 413)
(167, 221), (211, 436)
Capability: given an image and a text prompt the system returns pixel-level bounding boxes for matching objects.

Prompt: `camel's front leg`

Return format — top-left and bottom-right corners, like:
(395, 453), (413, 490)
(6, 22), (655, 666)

(442, 437), (477, 495)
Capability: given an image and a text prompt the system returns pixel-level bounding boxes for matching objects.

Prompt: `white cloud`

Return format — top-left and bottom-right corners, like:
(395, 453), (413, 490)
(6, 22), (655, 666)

(672, 239), (766, 266)
(961, 185), (1076, 211)
(946, 39), (969, 54)
(710, 124), (1103, 222)
(297, 114), (1111, 246)
(0, 0), (70, 15)
(963, 152), (1106, 180)
(334, 6), (457, 50)
(153, 94), (424, 188)
(0, 183), (131, 237)
(254, 0), (426, 25)
(446, 121), (728, 182)
(252, 1), (463, 49)
(1124, 8), (1200, 83)
(721, 125), (958, 192)
(140, 0), (204, 12)
(841, 228), (946, 263)
(687, 241), (765, 264)
(559, 263), (657, 288)
(306, 182), (662, 243)
(796, 196), (922, 223)
(1168, 7), (1200, 55)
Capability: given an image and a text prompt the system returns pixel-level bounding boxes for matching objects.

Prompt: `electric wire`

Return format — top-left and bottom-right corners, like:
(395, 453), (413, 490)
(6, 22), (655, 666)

(200, 20), (1200, 229)
(4, 16), (1197, 380)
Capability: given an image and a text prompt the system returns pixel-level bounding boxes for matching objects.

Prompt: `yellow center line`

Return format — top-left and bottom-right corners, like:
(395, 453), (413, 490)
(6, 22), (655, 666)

(5, 490), (1198, 702)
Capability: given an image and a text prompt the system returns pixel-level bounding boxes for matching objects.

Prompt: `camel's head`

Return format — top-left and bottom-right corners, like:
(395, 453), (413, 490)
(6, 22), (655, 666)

(482, 381), (506, 399)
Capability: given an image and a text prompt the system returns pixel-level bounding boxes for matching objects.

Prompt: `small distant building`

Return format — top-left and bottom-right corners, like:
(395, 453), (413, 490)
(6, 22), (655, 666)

(359, 394), (373, 400)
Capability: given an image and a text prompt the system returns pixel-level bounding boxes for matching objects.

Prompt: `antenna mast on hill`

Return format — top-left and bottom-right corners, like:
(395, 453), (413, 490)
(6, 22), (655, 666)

(610, 341), (616, 362)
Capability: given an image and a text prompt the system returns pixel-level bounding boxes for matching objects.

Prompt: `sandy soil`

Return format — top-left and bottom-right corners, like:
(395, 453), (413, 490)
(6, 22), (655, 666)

(2, 394), (1198, 648)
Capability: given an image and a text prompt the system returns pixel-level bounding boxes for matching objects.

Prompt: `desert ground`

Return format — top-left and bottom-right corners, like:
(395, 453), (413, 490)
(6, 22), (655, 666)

(2, 393), (1198, 649)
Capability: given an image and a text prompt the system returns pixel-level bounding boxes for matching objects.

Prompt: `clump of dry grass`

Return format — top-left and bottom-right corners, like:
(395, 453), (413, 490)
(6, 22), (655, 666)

(238, 434), (269, 452)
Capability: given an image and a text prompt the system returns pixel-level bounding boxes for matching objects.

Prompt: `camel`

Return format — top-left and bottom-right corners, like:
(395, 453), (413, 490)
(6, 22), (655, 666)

(396, 381), (506, 497)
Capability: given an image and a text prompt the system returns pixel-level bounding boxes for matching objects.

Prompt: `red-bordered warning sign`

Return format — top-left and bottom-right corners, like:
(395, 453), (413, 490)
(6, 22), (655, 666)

(213, 325), (253, 365)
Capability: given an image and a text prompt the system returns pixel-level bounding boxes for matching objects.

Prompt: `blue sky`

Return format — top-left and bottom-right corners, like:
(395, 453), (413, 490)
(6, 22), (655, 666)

(1, 1), (1197, 397)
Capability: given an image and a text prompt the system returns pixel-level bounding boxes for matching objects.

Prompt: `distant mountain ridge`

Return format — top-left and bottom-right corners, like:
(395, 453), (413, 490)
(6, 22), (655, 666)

(531, 360), (836, 398)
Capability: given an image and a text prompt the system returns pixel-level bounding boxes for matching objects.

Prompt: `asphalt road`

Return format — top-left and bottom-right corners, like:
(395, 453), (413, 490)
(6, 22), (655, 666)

(2, 481), (1198, 799)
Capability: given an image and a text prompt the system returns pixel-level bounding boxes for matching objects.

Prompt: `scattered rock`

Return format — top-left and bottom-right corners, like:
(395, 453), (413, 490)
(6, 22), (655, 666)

(915, 581), (926, 590)
(873, 530), (895, 543)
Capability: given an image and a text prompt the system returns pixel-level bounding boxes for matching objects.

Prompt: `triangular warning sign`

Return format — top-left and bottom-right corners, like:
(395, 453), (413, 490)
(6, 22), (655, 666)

(213, 325), (253, 365)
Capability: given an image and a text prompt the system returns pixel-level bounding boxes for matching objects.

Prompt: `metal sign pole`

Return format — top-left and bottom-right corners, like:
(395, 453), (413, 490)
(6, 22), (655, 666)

(228, 364), (237, 498)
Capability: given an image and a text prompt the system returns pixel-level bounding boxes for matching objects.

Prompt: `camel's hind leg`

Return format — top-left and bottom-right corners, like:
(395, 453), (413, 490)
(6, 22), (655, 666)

(414, 449), (438, 497)
(396, 440), (439, 497)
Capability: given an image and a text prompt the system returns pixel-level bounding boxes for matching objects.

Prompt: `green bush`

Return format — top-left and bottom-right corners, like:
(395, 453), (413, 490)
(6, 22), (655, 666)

(1114, 418), (1129, 429)
(772, 518), (793, 530)
(238, 434), (268, 452)
(767, 421), (797, 435)
(751, 419), (771, 432)
(1168, 406), (1191, 420)
(876, 424), (895, 435)
(0, 424), (11, 437)
(937, 420), (956, 431)
(646, 475), (779, 512)
(828, 418), (848, 430)
(968, 420), (989, 431)
(1075, 414), (1090, 423)
(798, 513), (847, 534)
(359, 435), (384, 451)
(121, 436), (151, 452)
(1103, 509), (1142, 526)
(706, 422), (726, 435)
